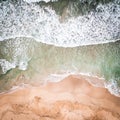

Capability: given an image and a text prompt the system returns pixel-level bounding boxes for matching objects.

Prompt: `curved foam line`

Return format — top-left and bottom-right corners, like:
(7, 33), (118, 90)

(23, 0), (58, 3)
(0, 36), (119, 47)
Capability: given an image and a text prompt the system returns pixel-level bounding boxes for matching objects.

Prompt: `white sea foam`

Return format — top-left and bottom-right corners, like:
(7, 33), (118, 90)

(0, 1), (120, 47)
(0, 59), (28, 74)
(0, 38), (33, 74)
(0, 59), (16, 74)
(47, 72), (120, 96)
(105, 80), (120, 97)
(47, 72), (105, 85)
(24, 0), (58, 3)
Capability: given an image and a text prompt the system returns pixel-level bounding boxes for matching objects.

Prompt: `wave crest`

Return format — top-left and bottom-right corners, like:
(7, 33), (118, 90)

(0, 0), (120, 47)
(23, 0), (58, 3)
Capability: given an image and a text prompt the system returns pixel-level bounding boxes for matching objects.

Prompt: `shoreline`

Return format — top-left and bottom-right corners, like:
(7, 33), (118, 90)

(1, 73), (119, 97)
(0, 73), (105, 95)
(0, 75), (120, 120)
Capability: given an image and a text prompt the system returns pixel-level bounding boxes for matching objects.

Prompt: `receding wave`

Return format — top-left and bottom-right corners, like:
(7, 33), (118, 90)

(0, 38), (120, 96)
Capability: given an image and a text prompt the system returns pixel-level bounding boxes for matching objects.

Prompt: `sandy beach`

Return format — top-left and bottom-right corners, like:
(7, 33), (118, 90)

(0, 75), (120, 120)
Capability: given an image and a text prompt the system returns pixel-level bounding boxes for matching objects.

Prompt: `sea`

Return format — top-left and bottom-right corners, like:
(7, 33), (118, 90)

(0, 0), (120, 96)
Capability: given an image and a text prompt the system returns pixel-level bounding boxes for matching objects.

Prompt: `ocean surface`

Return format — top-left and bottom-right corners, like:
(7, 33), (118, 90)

(0, 0), (120, 96)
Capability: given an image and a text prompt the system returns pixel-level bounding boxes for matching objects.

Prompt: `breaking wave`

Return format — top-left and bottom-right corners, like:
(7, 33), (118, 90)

(0, 0), (120, 47)
(23, 0), (58, 3)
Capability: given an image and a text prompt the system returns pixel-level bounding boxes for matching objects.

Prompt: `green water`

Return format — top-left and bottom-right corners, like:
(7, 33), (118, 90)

(0, 38), (120, 93)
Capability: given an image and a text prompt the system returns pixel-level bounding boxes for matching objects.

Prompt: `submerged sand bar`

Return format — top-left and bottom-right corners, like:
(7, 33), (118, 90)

(0, 75), (120, 120)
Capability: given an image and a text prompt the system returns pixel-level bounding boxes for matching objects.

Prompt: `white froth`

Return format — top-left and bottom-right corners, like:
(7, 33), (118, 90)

(0, 59), (28, 74)
(105, 80), (120, 97)
(0, 38), (33, 74)
(0, 1), (120, 47)
(0, 59), (16, 74)
(24, 0), (58, 3)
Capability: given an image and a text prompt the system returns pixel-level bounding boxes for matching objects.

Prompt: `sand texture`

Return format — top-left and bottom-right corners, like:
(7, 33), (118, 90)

(0, 75), (120, 120)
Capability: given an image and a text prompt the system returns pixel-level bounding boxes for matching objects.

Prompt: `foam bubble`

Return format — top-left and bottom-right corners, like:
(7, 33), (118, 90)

(23, 0), (58, 3)
(0, 59), (16, 74)
(105, 80), (120, 97)
(0, 38), (34, 74)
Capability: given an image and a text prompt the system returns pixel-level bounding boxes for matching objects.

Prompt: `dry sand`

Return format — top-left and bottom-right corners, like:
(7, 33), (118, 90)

(0, 75), (120, 120)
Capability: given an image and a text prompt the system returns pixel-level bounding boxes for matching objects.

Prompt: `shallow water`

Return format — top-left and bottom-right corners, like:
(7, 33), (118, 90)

(0, 38), (120, 96)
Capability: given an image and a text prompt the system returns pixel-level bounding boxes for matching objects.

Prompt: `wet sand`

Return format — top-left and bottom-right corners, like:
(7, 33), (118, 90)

(0, 75), (120, 120)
